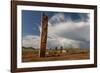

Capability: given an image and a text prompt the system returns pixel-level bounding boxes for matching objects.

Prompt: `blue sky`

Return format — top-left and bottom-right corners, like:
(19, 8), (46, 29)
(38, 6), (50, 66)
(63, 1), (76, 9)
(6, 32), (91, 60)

(22, 10), (89, 49)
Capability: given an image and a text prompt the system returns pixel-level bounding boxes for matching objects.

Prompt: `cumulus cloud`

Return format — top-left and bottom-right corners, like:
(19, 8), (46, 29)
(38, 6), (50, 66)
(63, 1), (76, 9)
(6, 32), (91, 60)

(47, 13), (90, 49)
(22, 35), (40, 48)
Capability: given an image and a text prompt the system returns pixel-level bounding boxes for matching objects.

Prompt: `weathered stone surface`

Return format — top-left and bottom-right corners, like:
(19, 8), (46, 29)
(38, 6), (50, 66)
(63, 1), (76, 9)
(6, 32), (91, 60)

(40, 13), (48, 57)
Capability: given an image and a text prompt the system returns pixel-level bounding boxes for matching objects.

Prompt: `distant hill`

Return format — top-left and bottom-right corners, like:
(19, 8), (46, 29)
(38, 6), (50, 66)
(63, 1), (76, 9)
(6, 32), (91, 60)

(22, 46), (36, 50)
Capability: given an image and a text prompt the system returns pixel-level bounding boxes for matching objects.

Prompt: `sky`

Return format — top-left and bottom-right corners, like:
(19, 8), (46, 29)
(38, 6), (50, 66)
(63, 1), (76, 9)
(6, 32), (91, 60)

(22, 10), (90, 49)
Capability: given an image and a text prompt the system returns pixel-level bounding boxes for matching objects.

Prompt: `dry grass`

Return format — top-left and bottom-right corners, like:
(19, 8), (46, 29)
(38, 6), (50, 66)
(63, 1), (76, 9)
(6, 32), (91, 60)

(22, 48), (90, 62)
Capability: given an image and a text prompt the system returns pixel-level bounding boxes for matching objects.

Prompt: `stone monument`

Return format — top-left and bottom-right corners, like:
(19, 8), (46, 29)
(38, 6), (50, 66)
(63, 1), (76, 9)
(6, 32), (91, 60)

(40, 13), (48, 57)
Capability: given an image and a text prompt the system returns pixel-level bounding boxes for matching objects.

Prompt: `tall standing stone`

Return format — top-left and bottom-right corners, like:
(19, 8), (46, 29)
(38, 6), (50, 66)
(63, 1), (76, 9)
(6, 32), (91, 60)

(40, 13), (48, 57)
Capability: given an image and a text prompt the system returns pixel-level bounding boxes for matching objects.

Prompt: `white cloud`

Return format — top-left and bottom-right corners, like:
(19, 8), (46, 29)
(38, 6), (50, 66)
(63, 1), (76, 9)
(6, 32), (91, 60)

(22, 35), (40, 48)
(49, 13), (67, 25)
(47, 13), (90, 49)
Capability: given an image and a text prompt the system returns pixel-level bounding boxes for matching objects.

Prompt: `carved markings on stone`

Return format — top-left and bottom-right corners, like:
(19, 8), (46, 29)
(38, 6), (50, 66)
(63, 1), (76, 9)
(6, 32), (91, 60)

(40, 13), (48, 57)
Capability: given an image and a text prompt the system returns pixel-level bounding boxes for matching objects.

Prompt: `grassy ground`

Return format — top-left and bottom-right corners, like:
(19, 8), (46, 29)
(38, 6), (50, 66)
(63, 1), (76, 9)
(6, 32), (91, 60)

(22, 48), (90, 62)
